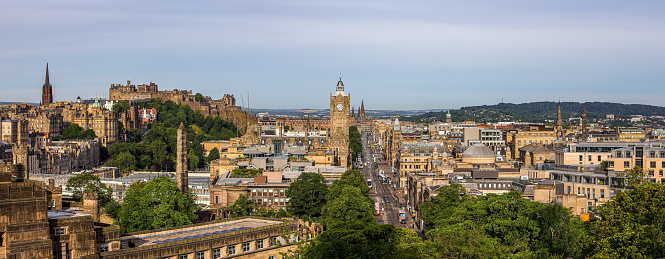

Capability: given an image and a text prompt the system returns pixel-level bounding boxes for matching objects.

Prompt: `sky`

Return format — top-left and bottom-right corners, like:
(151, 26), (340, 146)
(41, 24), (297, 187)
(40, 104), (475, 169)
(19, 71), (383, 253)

(1, 0), (664, 110)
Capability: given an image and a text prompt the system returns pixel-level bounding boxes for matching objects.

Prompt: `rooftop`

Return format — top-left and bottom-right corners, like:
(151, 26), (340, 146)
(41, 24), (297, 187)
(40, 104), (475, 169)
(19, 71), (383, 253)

(123, 218), (286, 248)
(48, 209), (90, 220)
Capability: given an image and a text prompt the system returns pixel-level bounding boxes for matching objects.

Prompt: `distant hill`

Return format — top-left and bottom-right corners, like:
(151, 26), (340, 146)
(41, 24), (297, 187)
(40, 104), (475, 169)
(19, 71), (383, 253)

(406, 102), (665, 123)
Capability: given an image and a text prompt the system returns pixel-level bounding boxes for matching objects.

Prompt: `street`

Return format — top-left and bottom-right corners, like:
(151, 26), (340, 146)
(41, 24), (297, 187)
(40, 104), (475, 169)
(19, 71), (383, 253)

(359, 131), (421, 235)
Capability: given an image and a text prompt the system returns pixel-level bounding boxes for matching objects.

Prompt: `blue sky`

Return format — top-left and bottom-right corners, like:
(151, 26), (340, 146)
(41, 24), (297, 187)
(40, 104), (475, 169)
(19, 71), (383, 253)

(1, 0), (664, 109)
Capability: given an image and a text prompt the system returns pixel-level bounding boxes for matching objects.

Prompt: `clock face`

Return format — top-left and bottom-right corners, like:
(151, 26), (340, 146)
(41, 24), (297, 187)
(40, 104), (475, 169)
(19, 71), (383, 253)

(336, 104), (344, 111)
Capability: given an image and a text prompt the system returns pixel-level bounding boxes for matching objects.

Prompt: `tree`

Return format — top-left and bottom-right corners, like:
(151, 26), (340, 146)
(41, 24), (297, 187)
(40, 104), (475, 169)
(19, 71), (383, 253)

(616, 166), (648, 189)
(302, 222), (421, 259)
(206, 147), (220, 163)
(119, 176), (197, 232)
(112, 100), (131, 114)
(114, 151), (136, 172)
(582, 183), (665, 258)
(54, 123), (97, 140)
(420, 183), (468, 229)
(188, 149), (199, 170)
(286, 172), (328, 218)
(327, 169), (369, 200)
(423, 191), (583, 257)
(126, 128), (144, 143)
(194, 93), (204, 102)
(227, 194), (256, 218)
(66, 172), (113, 206)
(320, 185), (375, 228)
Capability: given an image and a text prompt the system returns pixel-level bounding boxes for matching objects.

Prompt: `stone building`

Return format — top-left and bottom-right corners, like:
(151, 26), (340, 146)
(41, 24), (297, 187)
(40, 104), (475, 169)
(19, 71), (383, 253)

(1, 118), (29, 146)
(518, 144), (556, 167)
(59, 101), (119, 146)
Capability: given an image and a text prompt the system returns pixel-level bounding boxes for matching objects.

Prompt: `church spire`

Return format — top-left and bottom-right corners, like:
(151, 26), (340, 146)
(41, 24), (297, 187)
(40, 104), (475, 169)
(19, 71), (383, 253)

(42, 63), (53, 105)
(358, 99), (366, 122)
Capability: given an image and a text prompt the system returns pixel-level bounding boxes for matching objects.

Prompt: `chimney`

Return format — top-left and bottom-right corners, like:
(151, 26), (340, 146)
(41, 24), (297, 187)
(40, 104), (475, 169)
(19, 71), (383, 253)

(83, 191), (100, 221)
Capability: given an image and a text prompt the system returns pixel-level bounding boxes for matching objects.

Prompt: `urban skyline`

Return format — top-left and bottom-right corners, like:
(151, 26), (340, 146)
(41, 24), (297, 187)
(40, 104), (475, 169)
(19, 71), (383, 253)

(2, 1), (665, 109)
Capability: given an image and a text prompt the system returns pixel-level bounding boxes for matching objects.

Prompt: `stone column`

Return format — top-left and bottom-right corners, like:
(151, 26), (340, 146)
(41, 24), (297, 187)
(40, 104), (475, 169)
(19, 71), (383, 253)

(177, 123), (188, 194)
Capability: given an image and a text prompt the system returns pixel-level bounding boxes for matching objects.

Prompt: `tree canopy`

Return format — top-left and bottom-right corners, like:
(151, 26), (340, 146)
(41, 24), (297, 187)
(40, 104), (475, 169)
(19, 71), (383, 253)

(53, 123), (96, 141)
(105, 98), (237, 172)
(302, 222), (421, 259)
(421, 186), (584, 258)
(118, 176), (197, 233)
(66, 172), (113, 205)
(286, 172), (328, 219)
(582, 183), (665, 258)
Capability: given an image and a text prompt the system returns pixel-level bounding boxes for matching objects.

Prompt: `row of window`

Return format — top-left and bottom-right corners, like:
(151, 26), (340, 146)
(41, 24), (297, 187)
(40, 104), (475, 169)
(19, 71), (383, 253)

(517, 139), (552, 145)
(566, 186), (606, 199)
(176, 238), (276, 259)
(615, 151), (665, 158)
(610, 161), (665, 169)
(579, 155), (603, 162)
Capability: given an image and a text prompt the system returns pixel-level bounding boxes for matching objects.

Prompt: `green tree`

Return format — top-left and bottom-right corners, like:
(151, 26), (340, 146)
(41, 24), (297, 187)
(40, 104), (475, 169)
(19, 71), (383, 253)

(302, 222), (421, 259)
(327, 169), (369, 200)
(54, 123), (97, 140)
(112, 100), (131, 113)
(114, 151), (137, 172)
(66, 172), (113, 206)
(126, 128), (144, 143)
(206, 147), (220, 163)
(616, 166), (648, 189)
(119, 176), (197, 232)
(286, 172), (329, 218)
(320, 185), (375, 227)
(188, 149), (199, 170)
(420, 183), (468, 229)
(227, 194), (256, 217)
(194, 93), (204, 102)
(582, 183), (665, 258)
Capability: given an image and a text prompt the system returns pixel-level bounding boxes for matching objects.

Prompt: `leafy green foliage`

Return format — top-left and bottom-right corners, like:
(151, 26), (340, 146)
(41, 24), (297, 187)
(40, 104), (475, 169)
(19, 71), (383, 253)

(286, 172), (328, 219)
(230, 168), (263, 176)
(227, 194), (256, 217)
(407, 101), (665, 123)
(53, 123), (96, 140)
(194, 93), (204, 102)
(66, 172), (113, 206)
(112, 100), (131, 114)
(302, 222), (421, 259)
(616, 166), (648, 189)
(349, 126), (362, 161)
(421, 186), (584, 258)
(126, 128), (143, 143)
(582, 183), (665, 258)
(206, 147), (220, 163)
(118, 176), (197, 233)
(327, 169), (369, 200)
(321, 170), (375, 228)
(225, 194), (290, 218)
(105, 98), (237, 172)
(320, 185), (376, 228)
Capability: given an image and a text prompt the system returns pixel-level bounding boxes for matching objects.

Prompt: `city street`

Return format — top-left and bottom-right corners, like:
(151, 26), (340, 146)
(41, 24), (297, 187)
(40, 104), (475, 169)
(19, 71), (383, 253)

(360, 131), (420, 234)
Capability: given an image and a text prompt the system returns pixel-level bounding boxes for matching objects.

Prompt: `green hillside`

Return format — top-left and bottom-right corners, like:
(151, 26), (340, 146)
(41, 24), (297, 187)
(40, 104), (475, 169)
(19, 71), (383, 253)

(406, 102), (665, 123)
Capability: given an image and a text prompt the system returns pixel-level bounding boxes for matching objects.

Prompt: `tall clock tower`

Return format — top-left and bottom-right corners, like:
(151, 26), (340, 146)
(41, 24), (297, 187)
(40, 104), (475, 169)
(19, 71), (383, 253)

(330, 77), (350, 167)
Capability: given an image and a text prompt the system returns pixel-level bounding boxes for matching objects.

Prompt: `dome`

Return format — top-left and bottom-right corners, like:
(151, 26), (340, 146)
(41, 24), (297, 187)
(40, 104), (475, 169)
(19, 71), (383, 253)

(462, 144), (495, 158)
(446, 111), (451, 117)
